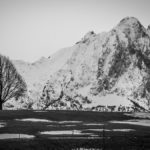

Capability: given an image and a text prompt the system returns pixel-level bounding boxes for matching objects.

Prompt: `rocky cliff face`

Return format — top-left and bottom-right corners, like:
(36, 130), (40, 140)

(97, 17), (150, 110)
(6, 17), (150, 111)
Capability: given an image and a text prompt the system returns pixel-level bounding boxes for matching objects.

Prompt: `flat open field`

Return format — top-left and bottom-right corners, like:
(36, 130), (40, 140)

(0, 110), (150, 149)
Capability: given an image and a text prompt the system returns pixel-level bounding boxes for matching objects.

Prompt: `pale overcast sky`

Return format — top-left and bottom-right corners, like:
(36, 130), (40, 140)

(0, 0), (150, 62)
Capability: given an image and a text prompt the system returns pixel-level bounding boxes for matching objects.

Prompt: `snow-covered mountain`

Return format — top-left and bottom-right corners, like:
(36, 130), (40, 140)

(6, 17), (150, 111)
(13, 48), (74, 92)
(9, 47), (75, 109)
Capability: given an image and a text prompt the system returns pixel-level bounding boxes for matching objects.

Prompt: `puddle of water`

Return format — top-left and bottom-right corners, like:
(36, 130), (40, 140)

(110, 120), (150, 127)
(63, 125), (76, 127)
(16, 118), (54, 123)
(112, 129), (135, 132)
(0, 125), (4, 128)
(47, 124), (76, 127)
(90, 134), (99, 137)
(40, 130), (91, 135)
(84, 123), (104, 126)
(0, 122), (6, 128)
(85, 128), (135, 132)
(0, 134), (34, 139)
(59, 121), (82, 124)
(85, 129), (111, 132)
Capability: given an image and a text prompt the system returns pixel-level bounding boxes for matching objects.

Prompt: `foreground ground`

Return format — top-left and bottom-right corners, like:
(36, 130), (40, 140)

(0, 110), (150, 149)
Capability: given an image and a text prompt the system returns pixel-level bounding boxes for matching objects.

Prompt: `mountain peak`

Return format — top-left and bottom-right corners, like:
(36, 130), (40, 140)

(118, 17), (141, 26)
(115, 17), (147, 40)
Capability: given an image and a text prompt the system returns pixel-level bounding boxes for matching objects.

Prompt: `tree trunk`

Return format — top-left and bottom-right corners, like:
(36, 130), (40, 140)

(0, 102), (2, 110)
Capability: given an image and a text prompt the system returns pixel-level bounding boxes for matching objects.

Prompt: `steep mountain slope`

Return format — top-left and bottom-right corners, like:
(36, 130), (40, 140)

(6, 17), (150, 111)
(39, 17), (150, 111)
(96, 17), (150, 110)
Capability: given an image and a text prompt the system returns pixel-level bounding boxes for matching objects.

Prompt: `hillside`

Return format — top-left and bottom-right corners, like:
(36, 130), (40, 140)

(6, 17), (150, 111)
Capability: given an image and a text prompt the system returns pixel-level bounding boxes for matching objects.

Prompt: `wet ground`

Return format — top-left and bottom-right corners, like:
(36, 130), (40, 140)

(0, 110), (150, 149)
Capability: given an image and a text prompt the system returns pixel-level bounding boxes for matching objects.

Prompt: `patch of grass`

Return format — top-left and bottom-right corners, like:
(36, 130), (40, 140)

(0, 136), (150, 150)
(0, 110), (150, 149)
(0, 110), (134, 121)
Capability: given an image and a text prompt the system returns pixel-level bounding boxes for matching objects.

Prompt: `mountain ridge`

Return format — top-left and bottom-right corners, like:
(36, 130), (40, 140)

(6, 17), (150, 111)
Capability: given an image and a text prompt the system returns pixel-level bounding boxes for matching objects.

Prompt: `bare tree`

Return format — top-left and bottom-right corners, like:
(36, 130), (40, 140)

(0, 54), (27, 110)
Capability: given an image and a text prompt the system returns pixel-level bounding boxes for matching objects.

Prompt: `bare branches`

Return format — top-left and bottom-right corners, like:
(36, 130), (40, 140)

(0, 54), (27, 109)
